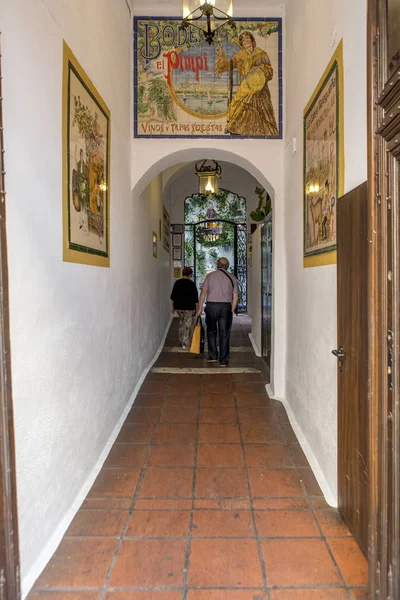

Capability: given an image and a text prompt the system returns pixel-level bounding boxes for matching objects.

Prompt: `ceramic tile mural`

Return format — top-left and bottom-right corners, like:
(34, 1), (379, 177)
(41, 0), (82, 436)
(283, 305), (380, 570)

(303, 41), (344, 268)
(134, 17), (282, 139)
(63, 42), (110, 267)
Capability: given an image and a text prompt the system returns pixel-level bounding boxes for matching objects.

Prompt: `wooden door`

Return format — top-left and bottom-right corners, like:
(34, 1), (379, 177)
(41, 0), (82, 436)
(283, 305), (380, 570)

(336, 182), (369, 557)
(0, 34), (21, 598)
(368, 0), (400, 597)
(261, 214), (272, 369)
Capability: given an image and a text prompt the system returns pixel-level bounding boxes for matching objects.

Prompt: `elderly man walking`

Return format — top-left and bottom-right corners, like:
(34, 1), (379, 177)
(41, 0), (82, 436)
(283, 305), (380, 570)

(196, 257), (239, 366)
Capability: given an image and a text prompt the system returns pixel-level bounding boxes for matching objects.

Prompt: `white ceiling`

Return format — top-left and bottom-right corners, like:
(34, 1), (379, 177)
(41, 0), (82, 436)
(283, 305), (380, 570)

(131, 0), (287, 16)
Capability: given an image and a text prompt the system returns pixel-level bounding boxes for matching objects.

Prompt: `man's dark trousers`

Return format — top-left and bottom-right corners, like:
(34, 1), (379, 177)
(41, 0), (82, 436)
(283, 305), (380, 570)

(205, 302), (233, 365)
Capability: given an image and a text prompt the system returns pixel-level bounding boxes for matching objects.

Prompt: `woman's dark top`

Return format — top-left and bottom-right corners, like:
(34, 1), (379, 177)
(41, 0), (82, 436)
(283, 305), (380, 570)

(170, 278), (199, 310)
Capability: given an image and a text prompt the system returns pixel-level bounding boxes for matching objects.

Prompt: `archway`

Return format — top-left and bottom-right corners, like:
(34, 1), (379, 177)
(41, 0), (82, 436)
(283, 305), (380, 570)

(131, 147), (286, 401)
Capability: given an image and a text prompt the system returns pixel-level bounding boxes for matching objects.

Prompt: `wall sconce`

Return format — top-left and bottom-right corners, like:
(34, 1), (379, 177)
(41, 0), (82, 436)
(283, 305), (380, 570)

(195, 159), (221, 195)
(181, 1), (235, 45)
(307, 182), (320, 195)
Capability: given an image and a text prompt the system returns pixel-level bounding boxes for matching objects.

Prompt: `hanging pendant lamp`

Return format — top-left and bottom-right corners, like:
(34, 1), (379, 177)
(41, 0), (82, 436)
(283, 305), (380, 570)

(180, 0), (235, 45)
(195, 159), (221, 195)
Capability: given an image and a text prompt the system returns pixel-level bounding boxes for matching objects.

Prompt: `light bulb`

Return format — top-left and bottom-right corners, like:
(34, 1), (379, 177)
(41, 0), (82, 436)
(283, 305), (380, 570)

(205, 181), (214, 193)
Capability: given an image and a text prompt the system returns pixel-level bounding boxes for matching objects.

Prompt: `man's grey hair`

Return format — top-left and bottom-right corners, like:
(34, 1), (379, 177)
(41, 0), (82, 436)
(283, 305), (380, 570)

(217, 257), (229, 270)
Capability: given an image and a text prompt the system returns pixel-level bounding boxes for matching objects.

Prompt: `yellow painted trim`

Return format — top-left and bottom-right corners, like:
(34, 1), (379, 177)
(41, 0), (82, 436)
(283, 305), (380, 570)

(62, 40), (111, 268)
(303, 251), (337, 269)
(303, 39), (344, 269)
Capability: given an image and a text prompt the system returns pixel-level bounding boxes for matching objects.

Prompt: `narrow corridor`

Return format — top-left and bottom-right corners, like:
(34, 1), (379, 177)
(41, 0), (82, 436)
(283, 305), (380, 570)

(29, 319), (368, 599)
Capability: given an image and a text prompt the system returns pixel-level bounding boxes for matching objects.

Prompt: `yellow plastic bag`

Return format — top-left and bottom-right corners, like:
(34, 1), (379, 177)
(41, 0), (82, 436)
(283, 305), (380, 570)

(190, 317), (203, 354)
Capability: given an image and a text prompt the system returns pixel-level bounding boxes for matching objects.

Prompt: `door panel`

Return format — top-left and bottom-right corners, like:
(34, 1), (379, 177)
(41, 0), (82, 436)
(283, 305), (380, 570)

(261, 215), (272, 370)
(0, 34), (21, 598)
(336, 182), (369, 557)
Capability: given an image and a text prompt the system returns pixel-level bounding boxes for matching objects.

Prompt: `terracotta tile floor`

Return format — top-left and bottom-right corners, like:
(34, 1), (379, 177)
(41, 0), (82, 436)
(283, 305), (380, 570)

(29, 318), (368, 600)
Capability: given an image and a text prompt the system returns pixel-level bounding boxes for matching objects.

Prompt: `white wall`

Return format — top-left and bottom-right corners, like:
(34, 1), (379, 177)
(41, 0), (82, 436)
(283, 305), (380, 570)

(1, 0), (171, 593)
(284, 0), (367, 503)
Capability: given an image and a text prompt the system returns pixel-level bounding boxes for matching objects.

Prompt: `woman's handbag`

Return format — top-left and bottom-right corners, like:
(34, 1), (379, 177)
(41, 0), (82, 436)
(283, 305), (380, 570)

(190, 316), (204, 354)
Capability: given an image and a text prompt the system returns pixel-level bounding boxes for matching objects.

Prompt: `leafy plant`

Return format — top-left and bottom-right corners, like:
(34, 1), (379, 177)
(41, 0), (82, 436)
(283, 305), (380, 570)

(148, 79), (176, 121)
(217, 21), (280, 45)
(196, 250), (207, 283)
(185, 238), (193, 261)
(184, 189), (246, 224)
(138, 85), (148, 114)
(250, 186), (271, 222)
(209, 248), (218, 263)
(72, 96), (104, 158)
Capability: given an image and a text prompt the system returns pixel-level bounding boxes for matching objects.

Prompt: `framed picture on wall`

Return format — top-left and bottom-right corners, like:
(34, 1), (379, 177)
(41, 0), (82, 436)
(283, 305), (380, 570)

(163, 206), (170, 252)
(173, 247), (182, 261)
(172, 233), (182, 247)
(303, 40), (344, 268)
(62, 41), (110, 267)
(152, 231), (158, 258)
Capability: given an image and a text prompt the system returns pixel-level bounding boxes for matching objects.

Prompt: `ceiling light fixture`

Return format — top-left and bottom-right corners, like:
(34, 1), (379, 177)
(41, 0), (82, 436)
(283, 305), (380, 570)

(180, 1), (235, 46)
(195, 159), (221, 195)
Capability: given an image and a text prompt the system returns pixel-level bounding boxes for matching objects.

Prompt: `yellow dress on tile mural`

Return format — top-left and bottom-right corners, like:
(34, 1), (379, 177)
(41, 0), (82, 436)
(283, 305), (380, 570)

(214, 32), (279, 137)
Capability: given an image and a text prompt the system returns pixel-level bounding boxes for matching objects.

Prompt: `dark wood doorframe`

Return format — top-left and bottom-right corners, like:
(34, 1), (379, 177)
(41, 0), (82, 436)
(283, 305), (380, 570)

(367, 1), (400, 597)
(0, 33), (21, 599)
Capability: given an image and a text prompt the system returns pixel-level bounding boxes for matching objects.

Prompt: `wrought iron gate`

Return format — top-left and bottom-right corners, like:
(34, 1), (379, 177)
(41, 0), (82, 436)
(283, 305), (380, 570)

(184, 219), (247, 314)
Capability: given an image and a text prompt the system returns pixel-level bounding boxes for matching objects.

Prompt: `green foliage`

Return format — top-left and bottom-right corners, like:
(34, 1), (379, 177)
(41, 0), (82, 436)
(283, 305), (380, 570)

(184, 189), (246, 224)
(250, 186), (271, 222)
(72, 96), (105, 155)
(219, 21), (280, 45)
(196, 250), (207, 283)
(138, 85), (148, 114)
(72, 96), (94, 140)
(209, 248), (218, 262)
(184, 189), (248, 289)
(185, 238), (193, 261)
(148, 79), (176, 121)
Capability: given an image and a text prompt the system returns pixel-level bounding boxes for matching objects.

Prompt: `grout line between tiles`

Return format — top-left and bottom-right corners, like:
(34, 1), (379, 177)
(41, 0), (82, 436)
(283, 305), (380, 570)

(33, 583), (360, 592)
(98, 379), (169, 599)
(234, 385), (270, 600)
(271, 401), (353, 595)
(182, 371), (201, 600)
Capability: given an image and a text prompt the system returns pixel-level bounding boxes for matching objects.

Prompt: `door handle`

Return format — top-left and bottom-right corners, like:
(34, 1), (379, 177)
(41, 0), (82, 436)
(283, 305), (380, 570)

(332, 346), (345, 358)
(332, 346), (345, 373)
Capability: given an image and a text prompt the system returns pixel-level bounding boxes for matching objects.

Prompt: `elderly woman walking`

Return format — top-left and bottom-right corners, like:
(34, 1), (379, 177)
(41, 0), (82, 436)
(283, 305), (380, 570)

(170, 267), (199, 350)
